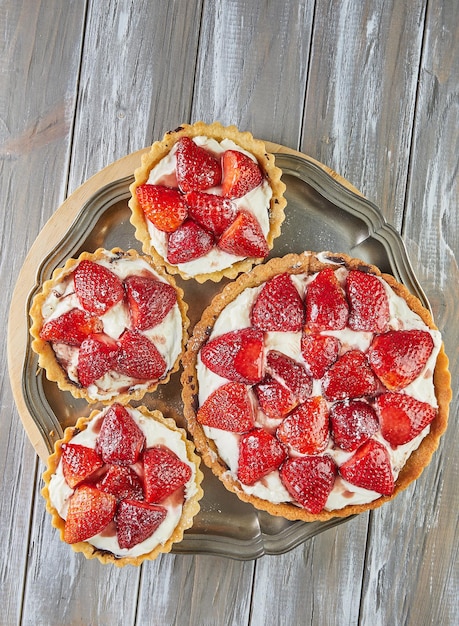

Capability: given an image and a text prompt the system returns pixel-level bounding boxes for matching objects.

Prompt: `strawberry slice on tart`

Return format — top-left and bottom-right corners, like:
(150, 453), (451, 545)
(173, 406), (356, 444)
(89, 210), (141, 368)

(63, 485), (117, 544)
(166, 218), (215, 264)
(339, 439), (395, 496)
(280, 456), (337, 514)
(175, 136), (222, 192)
(221, 149), (263, 198)
(346, 270), (390, 333)
(305, 267), (349, 332)
(376, 392), (437, 446)
(61, 443), (104, 489)
(73, 260), (125, 315)
(116, 500), (167, 550)
(197, 382), (255, 432)
(185, 191), (237, 236)
(96, 403), (146, 465)
(218, 210), (270, 259)
(124, 274), (177, 330)
(136, 184), (188, 233)
(143, 446), (192, 504)
(39, 308), (103, 346)
(251, 273), (305, 332)
(237, 429), (286, 486)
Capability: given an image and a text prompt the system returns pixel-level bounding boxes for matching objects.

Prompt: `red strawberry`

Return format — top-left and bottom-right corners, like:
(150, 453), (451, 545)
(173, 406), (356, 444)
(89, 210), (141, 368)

(116, 330), (167, 380)
(251, 273), (305, 332)
(61, 443), (104, 489)
(64, 485), (117, 544)
(40, 308), (103, 346)
(96, 403), (146, 465)
(200, 327), (264, 384)
(376, 392), (437, 446)
(368, 330), (434, 391)
(175, 137), (222, 192)
(197, 382), (255, 432)
(136, 184), (187, 233)
(330, 399), (379, 451)
(143, 446), (192, 503)
(266, 350), (312, 402)
(305, 268), (349, 331)
(221, 150), (263, 198)
(124, 274), (177, 330)
(346, 270), (390, 333)
(73, 260), (124, 315)
(339, 439), (394, 495)
(167, 218), (214, 264)
(237, 429), (286, 485)
(185, 191), (237, 236)
(116, 499), (167, 549)
(276, 396), (329, 454)
(280, 456), (337, 514)
(77, 333), (119, 387)
(97, 465), (144, 501)
(322, 349), (380, 402)
(218, 210), (269, 258)
(254, 376), (298, 420)
(300, 332), (340, 379)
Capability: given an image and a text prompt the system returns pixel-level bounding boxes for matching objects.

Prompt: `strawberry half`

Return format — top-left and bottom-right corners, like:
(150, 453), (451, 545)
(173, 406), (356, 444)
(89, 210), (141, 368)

(276, 396), (329, 455)
(77, 333), (119, 387)
(40, 308), (103, 347)
(266, 350), (312, 402)
(200, 327), (264, 384)
(254, 376), (298, 420)
(376, 392), (437, 446)
(250, 273), (305, 332)
(116, 499), (167, 549)
(305, 268), (349, 331)
(143, 446), (192, 504)
(322, 349), (380, 402)
(330, 399), (379, 451)
(97, 465), (144, 501)
(346, 270), (390, 333)
(61, 443), (104, 489)
(136, 184), (188, 233)
(96, 403), (146, 465)
(73, 260), (124, 315)
(237, 429), (286, 485)
(300, 332), (341, 379)
(197, 382), (255, 432)
(221, 150), (263, 199)
(124, 274), (177, 330)
(280, 456), (337, 514)
(116, 330), (167, 381)
(175, 137), (222, 193)
(64, 485), (117, 544)
(167, 218), (214, 265)
(185, 190), (237, 236)
(218, 210), (269, 258)
(368, 330), (434, 390)
(339, 439), (395, 495)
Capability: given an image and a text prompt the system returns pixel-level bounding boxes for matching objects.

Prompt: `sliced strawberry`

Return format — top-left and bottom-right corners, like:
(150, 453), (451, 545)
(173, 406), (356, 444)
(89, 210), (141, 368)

(143, 446), (192, 504)
(305, 268), (349, 331)
(116, 499), (167, 549)
(64, 485), (117, 544)
(185, 190), (237, 236)
(73, 260), (124, 315)
(280, 456), (337, 514)
(167, 218), (215, 265)
(237, 429), (286, 485)
(97, 465), (144, 501)
(77, 333), (119, 387)
(339, 439), (394, 495)
(368, 330), (434, 390)
(376, 392), (437, 446)
(346, 270), (390, 333)
(221, 150), (263, 199)
(276, 396), (329, 455)
(322, 349), (380, 402)
(300, 332), (341, 379)
(330, 399), (379, 451)
(266, 350), (312, 402)
(116, 330), (167, 381)
(136, 184), (187, 233)
(61, 443), (104, 489)
(200, 327), (264, 384)
(254, 376), (298, 420)
(96, 403), (146, 465)
(250, 273), (305, 332)
(124, 274), (177, 330)
(218, 210), (269, 258)
(40, 308), (103, 347)
(197, 382), (255, 432)
(175, 137), (222, 192)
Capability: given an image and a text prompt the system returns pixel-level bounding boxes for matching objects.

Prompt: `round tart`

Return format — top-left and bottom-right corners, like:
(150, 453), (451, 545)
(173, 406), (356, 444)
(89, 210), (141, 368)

(42, 403), (203, 566)
(182, 252), (451, 521)
(30, 248), (188, 403)
(129, 121), (287, 282)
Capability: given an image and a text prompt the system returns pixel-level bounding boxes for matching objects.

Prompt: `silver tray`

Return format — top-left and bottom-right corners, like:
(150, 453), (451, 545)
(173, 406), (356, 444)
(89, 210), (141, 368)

(22, 152), (429, 560)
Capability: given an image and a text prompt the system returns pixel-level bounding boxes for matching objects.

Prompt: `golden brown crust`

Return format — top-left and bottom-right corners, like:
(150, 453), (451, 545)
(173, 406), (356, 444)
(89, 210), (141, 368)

(29, 247), (189, 404)
(41, 406), (204, 566)
(128, 121), (287, 283)
(181, 251), (451, 522)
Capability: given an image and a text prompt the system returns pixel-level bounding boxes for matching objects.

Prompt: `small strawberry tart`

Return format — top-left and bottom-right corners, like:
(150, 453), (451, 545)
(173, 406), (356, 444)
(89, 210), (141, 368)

(182, 252), (451, 521)
(30, 248), (188, 403)
(42, 403), (203, 565)
(129, 121), (286, 283)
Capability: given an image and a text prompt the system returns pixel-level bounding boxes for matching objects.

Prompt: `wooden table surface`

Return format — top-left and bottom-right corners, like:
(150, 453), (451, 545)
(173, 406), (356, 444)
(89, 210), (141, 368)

(1, 1), (458, 624)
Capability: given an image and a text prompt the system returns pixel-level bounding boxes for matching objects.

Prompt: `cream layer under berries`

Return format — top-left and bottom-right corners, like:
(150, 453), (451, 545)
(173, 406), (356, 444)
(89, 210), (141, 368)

(129, 121), (286, 283)
(42, 404), (203, 565)
(30, 248), (188, 403)
(182, 252), (450, 521)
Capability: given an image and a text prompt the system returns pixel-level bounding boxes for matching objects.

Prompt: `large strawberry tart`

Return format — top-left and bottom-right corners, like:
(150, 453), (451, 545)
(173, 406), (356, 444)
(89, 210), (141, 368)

(30, 248), (188, 403)
(42, 403), (203, 565)
(182, 252), (451, 521)
(129, 121), (286, 283)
